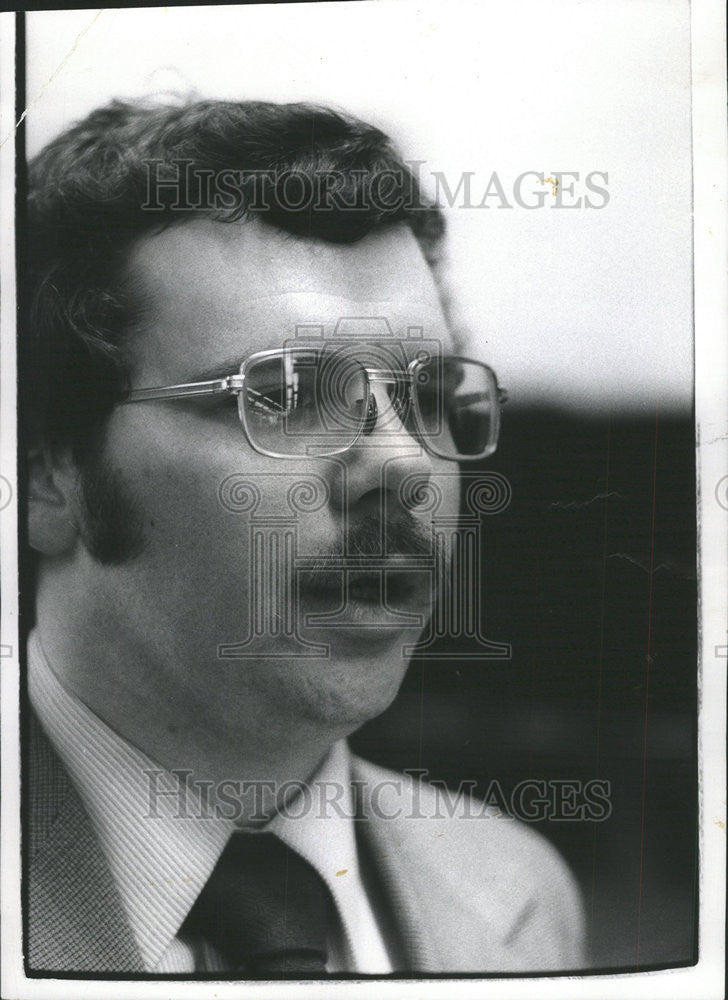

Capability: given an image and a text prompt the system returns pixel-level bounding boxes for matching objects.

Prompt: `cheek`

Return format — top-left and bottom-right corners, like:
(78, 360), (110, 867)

(430, 460), (462, 519)
(101, 408), (262, 550)
(104, 408), (339, 561)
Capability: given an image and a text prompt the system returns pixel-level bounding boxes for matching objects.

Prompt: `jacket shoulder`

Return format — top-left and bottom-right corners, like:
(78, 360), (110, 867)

(351, 753), (586, 971)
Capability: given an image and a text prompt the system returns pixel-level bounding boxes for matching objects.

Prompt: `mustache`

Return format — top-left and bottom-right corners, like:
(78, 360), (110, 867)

(297, 512), (444, 586)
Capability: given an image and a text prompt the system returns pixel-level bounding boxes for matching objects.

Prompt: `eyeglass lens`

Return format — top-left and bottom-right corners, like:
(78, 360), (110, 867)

(414, 357), (496, 458)
(240, 350), (496, 458)
(241, 350), (368, 456)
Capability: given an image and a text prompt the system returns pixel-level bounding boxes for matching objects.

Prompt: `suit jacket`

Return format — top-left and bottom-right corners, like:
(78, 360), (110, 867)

(25, 712), (586, 975)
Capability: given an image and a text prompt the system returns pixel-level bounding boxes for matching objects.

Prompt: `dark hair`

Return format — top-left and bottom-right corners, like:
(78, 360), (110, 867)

(22, 98), (446, 462)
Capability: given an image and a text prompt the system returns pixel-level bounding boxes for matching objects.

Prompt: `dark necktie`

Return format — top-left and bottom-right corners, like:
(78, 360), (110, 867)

(181, 831), (331, 975)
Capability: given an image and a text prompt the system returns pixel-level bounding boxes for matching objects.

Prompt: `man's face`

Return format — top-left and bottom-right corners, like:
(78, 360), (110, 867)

(77, 218), (460, 745)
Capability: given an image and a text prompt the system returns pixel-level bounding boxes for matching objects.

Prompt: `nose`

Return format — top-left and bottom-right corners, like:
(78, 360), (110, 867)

(326, 379), (433, 514)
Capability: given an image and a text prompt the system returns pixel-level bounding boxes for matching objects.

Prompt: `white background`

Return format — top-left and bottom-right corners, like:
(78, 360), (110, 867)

(24, 1), (693, 414)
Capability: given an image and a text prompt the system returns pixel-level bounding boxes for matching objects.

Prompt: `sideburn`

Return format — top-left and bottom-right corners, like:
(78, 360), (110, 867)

(76, 435), (148, 564)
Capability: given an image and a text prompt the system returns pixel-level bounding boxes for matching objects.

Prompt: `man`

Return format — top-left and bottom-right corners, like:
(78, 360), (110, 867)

(22, 99), (585, 975)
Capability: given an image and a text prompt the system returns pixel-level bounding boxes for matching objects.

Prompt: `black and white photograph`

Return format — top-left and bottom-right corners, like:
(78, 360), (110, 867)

(0, 2), (725, 998)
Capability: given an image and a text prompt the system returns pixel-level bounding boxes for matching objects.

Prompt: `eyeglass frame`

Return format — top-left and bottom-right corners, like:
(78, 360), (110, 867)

(121, 347), (507, 461)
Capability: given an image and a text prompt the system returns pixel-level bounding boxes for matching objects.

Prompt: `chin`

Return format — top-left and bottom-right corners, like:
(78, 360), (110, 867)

(295, 645), (410, 731)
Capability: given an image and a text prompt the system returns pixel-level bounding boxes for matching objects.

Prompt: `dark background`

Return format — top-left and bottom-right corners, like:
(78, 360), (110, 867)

(351, 404), (698, 971)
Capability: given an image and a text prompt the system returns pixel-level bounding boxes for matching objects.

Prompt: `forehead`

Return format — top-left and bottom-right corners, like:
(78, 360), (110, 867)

(126, 218), (452, 383)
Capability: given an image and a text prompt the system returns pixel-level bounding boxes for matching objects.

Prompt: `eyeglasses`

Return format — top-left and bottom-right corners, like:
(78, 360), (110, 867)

(122, 347), (507, 461)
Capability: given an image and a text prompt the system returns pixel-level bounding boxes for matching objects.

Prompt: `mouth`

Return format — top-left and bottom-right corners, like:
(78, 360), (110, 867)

(292, 517), (446, 640)
(298, 562), (436, 624)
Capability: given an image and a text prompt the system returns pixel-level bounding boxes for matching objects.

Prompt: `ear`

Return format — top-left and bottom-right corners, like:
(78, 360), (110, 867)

(27, 445), (80, 556)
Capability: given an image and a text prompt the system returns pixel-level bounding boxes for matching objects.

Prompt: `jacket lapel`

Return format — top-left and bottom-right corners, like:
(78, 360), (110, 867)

(26, 713), (145, 973)
(351, 754), (449, 971)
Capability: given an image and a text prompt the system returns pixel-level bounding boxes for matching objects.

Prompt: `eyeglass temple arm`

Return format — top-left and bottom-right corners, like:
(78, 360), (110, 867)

(123, 371), (508, 407)
(124, 375), (246, 403)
